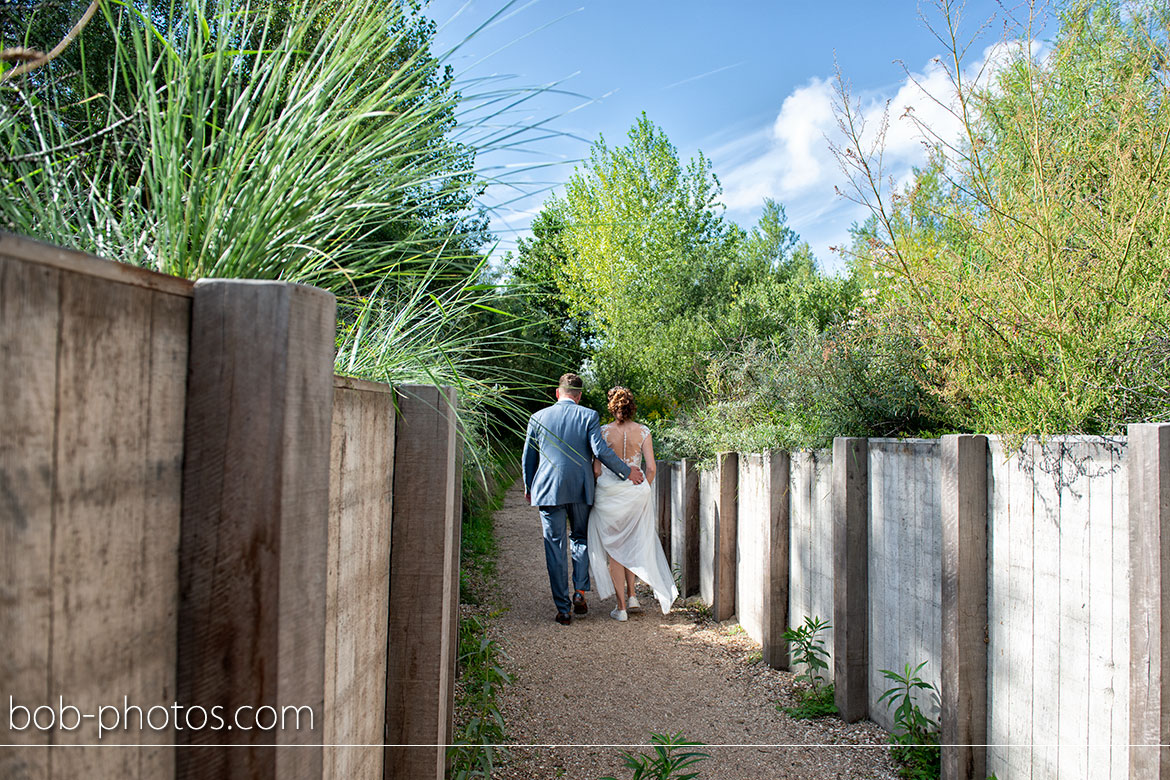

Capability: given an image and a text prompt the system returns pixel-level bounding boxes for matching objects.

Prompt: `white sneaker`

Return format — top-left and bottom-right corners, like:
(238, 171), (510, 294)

(626, 595), (642, 611)
(610, 607), (628, 622)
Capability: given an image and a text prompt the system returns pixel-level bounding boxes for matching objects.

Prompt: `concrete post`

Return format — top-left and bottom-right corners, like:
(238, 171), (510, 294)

(671, 460), (700, 598)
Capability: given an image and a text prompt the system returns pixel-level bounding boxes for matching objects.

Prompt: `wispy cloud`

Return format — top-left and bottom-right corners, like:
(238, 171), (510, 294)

(709, 40), (1040, 271)
(664, 61), (746, 90)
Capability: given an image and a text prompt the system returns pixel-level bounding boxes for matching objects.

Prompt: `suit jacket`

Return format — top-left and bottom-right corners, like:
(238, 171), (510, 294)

(522, 399), (631, 507)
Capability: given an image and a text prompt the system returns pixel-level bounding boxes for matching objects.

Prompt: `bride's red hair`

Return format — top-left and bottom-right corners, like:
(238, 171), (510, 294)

(607, 386), (636, 422)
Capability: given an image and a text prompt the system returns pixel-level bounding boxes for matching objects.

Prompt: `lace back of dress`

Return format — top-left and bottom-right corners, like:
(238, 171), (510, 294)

(603, 422), (648, 468)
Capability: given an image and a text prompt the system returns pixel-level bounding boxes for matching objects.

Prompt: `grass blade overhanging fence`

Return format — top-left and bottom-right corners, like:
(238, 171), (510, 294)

(2, 0), (580, 476)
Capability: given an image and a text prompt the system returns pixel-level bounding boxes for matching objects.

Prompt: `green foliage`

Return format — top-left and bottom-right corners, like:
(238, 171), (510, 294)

(546, 112), (740, 402)
(3, 0), (558, 476)
(448, 613), (512, 779)
(449, 448), (516, 779)
(778, 616), (839, 718)
(780, 683), (837, 720)
(877, 662), (941, 780)
(782, 616), (832, 692)
(655, 312), (944, 459)
(511, 114), (859, 455)
(836, 0), (1170, 439)
(599, 733), (711, 780)
(2, 0), (487, 286)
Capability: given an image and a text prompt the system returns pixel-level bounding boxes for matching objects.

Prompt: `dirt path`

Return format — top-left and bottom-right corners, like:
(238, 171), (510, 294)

(485, 480), (900, 780)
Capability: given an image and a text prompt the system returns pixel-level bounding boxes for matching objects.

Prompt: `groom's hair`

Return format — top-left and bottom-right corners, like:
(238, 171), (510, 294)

(558, 373), (584, 395)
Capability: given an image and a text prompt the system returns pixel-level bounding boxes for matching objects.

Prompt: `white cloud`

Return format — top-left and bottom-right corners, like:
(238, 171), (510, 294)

(712, 39), (1041, 272)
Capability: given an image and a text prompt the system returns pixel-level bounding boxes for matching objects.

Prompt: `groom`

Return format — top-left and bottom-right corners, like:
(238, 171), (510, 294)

(523, 374), (643, 625)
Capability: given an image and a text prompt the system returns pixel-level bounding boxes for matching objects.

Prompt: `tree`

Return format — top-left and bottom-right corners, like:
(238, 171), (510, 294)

(544, 112), (739, 404)
(834, 0), (1170, 437)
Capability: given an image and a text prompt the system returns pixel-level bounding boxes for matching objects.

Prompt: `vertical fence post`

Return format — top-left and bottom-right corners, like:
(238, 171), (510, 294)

(940, 435), (988, 780)
(1130, 423), (1170, 779)
(671, 460), (700, 598)
(656, 465), (672, 563)
(833, 437), (869, 722)
(384, 385), (461, 780)
(762, 450), (791, 669)
(325, 378), (396, 780)
(178, 280), (336, 780)
(714, 452), (739, 622)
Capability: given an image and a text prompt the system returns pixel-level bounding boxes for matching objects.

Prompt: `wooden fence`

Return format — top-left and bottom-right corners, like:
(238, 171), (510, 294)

(664, 430), (1169, 780)
(0, 232), (461, 780)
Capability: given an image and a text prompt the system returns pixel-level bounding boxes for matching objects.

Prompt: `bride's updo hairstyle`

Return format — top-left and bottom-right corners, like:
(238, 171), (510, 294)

(607, 386), (636, 423)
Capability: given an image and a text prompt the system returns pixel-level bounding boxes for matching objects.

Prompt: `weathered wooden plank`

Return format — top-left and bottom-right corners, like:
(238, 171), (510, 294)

(49, 272), (182, 776)
(384, 384), (461, 780)
(713, 452), (738, 623)
(865, 444), (887, 725)
(656, 464), (672, 562)
(833, 437), (868, 722)
(1129, 423), (1170, 779)
(325, 381), (395, 780)
(0, 257), (59, 780)
(178, 280), (335, 780)
(0, 230), (194, 298)
(762, 451), (791, 670)
(941, 435), (988, 780)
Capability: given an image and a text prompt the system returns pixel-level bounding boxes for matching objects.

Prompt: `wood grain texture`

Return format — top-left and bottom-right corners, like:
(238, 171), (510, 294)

(761, 451), (790, 670)
(1130, 424), (1170, 780)
(2, 253), (189, 777)
(325, 381), (395, 780)
(178, 280), (335, 780)
(832, 437), (868, 723)
(1, 256), (59, 780)
(384, 384), (461, 780)
(940, 435), (987, 780)
(656, 465), (672, 564)
(0, 230), (193, 298)
(713, 452), (738, 623)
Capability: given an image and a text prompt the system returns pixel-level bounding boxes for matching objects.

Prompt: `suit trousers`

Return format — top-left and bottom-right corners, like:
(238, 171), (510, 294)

(539, 502), (591, 614)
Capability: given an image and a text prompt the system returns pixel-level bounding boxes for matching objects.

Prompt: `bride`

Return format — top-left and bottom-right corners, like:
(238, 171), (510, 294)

(588, 386), (679, 621)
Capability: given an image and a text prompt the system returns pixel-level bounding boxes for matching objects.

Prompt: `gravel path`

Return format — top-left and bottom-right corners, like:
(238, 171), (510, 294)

(481, 480), (901, 780)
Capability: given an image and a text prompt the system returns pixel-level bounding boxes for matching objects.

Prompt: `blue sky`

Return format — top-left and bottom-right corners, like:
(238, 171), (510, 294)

(427, 1), (1050, 274)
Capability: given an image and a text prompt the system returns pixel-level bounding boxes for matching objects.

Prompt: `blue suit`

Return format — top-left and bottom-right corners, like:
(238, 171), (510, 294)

(523, 399), (631, 614)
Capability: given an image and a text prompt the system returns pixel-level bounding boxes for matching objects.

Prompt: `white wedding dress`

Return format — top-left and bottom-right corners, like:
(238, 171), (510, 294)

(588, 422), (678, 614)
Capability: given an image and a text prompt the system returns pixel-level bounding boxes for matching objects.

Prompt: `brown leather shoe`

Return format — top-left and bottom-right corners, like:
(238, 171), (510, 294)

(555, 612), (572, 625)
(573, 590), (588, 615)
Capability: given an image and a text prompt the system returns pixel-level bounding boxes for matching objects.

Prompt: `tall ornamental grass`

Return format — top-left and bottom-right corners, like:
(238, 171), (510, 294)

(1, 0), (557, 475)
